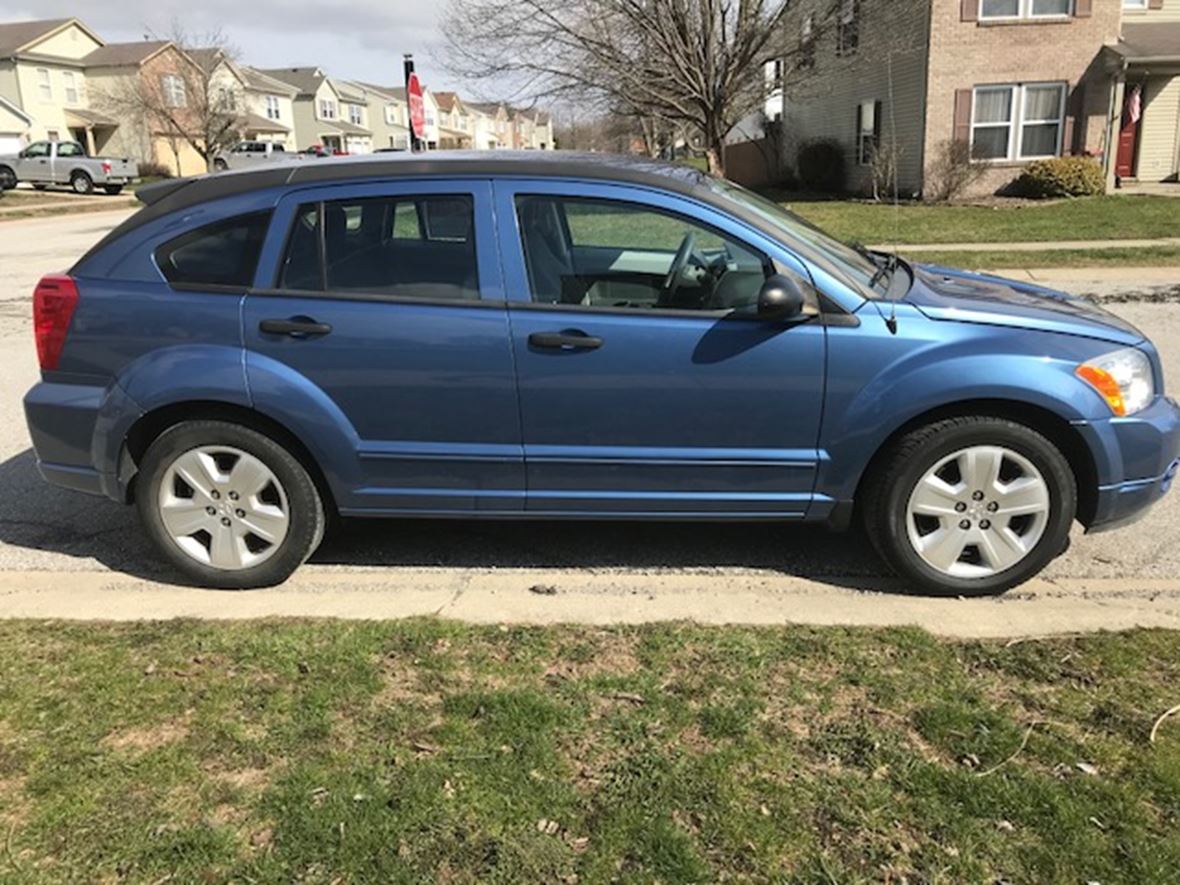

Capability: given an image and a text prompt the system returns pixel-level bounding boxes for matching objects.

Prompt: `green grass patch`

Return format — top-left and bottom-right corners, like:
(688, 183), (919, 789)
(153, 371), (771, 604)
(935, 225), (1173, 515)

(1, 621), (1177, 883)
(777, 194), (1180, 246)
(905, 246), (1180, 271)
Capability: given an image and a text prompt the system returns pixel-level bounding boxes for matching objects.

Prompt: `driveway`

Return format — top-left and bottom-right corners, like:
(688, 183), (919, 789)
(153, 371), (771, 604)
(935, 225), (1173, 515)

(2, 210), (1179, 637)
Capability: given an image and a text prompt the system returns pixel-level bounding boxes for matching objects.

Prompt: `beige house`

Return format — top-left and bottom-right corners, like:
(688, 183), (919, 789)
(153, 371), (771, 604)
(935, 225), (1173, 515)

(260, 66), (371, 153)
(433, 91), (473, 149)
(353, 81), (411, 151)
(769, 0), (1180, 196)
(240, 66), (299, 150)
(0, 93), (31, 152)
(468, 101), (510, 149)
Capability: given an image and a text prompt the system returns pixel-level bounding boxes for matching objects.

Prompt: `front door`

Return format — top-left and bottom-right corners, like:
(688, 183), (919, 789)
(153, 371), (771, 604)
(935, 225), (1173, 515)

(244, 179), (523, 514)
(495, 181), (827, 517)
(1116, 83), (1143, 180)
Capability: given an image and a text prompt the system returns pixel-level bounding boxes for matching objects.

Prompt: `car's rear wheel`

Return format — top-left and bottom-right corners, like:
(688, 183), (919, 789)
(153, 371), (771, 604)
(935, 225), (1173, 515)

(862, 416), (1076, 596)
(213, 159), (228, 172)
(103, 185), (124, 196)
(31, 182), (46, 191)
(0, 167), (18, 190)
(70, 171), (93, 195)
(136, 421), (325, 589)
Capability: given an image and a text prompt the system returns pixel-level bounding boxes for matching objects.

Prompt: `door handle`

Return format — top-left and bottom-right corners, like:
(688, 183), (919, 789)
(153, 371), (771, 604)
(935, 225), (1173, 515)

(259, 317), (332, 338)
(528, 330), (603, 351)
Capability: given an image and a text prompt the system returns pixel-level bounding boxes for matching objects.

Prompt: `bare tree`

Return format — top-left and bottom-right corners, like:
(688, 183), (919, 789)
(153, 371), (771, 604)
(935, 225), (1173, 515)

(92, 24), (244, 173)
(444, 0), (848, 176)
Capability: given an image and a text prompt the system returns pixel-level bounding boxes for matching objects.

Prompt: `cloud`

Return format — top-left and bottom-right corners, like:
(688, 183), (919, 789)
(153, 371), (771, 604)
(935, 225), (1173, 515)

(0, 0), (459, 90)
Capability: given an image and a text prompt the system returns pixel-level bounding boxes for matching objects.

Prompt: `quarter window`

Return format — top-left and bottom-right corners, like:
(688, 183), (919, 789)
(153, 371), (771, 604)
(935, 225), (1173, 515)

(278, 195), (479, 300)
(971, 83), (1065, 161)
(156, 212), (272, 289)
(515, 196), (769, 313)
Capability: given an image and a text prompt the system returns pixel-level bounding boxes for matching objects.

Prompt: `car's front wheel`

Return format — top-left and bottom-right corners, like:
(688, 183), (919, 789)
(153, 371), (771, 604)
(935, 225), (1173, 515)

(862, 416), (1076, 596)
(136, 421), (325, 588)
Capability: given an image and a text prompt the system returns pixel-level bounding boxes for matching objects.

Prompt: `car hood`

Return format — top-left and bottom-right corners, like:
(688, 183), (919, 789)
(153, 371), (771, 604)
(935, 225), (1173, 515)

(904, 263), (1144, 347)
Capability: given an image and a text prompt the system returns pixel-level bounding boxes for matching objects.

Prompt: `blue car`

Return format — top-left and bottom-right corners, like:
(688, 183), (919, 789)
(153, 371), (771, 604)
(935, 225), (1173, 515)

(23, 152), (1180, 593)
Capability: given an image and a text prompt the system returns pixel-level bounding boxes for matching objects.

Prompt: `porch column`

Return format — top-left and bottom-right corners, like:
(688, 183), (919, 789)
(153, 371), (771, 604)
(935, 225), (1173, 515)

(84, 127), (96, 156)
(1106, 75), (1125, 192)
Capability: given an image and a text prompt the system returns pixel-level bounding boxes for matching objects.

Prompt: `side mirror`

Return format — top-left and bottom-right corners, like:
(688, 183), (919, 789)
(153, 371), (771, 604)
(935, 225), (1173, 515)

(757, 273), (806, 320)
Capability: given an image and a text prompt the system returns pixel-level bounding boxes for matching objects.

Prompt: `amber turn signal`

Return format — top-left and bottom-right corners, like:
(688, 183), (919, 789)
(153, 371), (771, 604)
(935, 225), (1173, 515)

(1076, 364), (1126, 417)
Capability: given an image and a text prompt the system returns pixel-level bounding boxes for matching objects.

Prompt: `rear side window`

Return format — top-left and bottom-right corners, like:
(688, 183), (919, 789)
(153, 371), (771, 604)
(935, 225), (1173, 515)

(156, 211), (272, 289)
(277, 195), (479, 301)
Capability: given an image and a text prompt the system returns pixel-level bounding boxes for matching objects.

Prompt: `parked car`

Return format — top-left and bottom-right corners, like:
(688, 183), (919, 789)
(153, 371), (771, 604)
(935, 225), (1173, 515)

(23, 153), (1180, 591)
(213, 141), (297, 172)
(0, 140), (137, 194)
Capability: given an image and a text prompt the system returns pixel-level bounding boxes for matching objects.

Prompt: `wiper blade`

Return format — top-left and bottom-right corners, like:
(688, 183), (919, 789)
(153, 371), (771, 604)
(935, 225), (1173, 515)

(868, 252), (899, 292)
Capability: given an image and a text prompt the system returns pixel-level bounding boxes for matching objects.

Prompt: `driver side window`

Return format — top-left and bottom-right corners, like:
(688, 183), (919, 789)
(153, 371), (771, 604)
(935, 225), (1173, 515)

(515, 195), (769, 313)
(23, 142), (50, 158)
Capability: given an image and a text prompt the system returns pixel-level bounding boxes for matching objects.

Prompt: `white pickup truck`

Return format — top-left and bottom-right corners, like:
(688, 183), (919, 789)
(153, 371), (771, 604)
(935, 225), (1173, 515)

(0, 140), (138, 195)
(212, 140), (301, 172)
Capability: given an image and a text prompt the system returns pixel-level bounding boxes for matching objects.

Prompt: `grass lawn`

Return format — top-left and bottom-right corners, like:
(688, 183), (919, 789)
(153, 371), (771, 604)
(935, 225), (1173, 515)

(906, 245), (1180, 271)
(777, 194), (1180, 246)
(1, 620), (1178, 883)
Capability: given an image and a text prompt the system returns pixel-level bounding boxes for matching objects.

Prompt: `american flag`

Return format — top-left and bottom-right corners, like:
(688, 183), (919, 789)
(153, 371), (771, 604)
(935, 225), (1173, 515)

(1126, 84), (1142, 125)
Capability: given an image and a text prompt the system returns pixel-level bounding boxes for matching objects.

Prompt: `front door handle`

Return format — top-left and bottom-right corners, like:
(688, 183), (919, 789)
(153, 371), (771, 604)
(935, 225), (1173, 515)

(259, 317), (332, 338)
(528, 330), (603, 351)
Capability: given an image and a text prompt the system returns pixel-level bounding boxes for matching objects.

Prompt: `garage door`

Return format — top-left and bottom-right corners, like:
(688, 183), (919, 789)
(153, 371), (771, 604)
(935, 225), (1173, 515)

(0, 135), (21, 154)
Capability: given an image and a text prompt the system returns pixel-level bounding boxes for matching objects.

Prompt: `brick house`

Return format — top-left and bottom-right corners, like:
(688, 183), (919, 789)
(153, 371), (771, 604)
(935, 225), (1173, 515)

(767, 0), (1180, 196)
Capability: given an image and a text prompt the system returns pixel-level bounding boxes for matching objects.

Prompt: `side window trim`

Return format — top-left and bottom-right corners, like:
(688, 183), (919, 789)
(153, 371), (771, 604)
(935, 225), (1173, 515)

(252, 178), (505, 302)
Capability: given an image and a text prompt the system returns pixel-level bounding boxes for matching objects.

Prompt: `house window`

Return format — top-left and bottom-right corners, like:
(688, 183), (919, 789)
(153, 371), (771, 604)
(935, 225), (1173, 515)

(348, 103), (363, 126)
(971, 83), (1066, 161)
(979, 0), (1072, 19)
(837, 0), (860, 56)
(62, 71), (79, 105)
(265, 95), (281, 120)
(856, 99), (880, 165)
(765, 59), (784, 91)
(799, 15), (815, 69)
(217, 87), (237, 112)
(161, 74), (187, 108)
(1123, 0), (1147, 7)
(36, 68), (52, 102)
(319, 99), (336, 120)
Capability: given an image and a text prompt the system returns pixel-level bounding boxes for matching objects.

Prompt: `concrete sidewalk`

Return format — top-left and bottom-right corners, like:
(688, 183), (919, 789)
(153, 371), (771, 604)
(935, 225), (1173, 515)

(874, 237), (1180, 253)
(977, 266), (1179, 285)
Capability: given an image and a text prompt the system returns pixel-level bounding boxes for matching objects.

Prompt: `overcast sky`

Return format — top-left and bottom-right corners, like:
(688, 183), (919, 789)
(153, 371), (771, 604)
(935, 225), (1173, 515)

(0, 0), (465, 92)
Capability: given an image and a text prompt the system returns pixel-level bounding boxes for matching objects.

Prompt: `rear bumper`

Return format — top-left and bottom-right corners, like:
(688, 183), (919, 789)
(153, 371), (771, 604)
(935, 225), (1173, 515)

(24, 380), (141, 502)
(1079, 395), (1180, 533)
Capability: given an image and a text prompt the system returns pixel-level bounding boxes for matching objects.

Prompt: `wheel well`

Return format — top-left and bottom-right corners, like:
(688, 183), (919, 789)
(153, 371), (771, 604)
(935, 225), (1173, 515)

(71, 169), (91, 180)
(122, 401), (338, 515)
(854, 399), (1099, 527)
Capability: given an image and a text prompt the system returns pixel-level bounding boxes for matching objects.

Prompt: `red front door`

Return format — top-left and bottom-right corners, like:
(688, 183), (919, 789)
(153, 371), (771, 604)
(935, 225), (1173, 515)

(1116, 85), (1142, 180)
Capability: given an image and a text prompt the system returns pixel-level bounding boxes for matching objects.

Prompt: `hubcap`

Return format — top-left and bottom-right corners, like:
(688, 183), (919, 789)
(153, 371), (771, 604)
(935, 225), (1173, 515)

(157, 446), (290, 571)
(905, 445), (1050, 579)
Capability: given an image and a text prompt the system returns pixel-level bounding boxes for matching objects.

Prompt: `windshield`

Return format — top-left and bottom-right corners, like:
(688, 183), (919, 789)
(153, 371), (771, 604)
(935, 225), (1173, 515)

(705, 178), (895, 296)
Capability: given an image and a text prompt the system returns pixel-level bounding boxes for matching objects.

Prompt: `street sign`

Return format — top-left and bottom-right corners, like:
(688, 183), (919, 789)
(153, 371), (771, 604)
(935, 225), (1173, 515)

(407, 72), (425, 141)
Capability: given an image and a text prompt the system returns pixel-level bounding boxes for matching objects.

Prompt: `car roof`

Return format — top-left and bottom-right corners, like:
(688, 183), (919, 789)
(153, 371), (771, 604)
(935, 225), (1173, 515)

(137, 150), (711, 210)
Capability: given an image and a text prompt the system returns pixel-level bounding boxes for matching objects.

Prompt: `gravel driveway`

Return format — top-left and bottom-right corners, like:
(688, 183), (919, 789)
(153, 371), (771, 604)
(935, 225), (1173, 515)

(2, 209), (1178, 636)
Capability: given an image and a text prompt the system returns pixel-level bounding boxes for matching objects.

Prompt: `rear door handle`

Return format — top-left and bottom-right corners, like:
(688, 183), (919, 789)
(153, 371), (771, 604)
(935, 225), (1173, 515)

(259, 317), (332, 338)
(528, 331), (603, 351)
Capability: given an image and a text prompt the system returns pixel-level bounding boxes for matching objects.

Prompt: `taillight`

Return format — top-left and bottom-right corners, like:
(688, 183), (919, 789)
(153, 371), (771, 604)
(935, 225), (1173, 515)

(101, 160), (111, 174)
(33, 274), (79, 371)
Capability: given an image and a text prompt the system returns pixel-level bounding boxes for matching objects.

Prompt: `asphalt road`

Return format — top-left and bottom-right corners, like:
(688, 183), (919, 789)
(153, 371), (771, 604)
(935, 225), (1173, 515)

(1, 209), (1179, 636)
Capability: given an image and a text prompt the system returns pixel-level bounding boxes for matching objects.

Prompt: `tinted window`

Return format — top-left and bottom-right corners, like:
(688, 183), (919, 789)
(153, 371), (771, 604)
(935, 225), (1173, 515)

(277, 195), (479, 301)
(516, 196), (767, 312)
(23, 142), (50, 158)
(156, 211), (272, 289)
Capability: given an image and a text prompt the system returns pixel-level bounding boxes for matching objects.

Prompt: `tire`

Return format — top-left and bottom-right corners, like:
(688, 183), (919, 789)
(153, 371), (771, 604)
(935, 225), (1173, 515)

(70, 171), (94, 195)
(31, 182), (47, 191)
(861, 416), (1076, 597)
(136, 421), (326, 589)
(103, 185), (124, 196)
(0, 167), (15, 191)
(213, 159), (228, 172)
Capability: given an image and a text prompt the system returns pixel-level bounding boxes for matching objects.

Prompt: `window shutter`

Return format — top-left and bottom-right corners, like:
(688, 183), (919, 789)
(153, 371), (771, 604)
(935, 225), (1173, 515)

(953, 89), (973, 144)
(873, 100), (883, 149)
(961, 0), (978, 21)
(1074, 0), (1092, 17)
(1063, 84), (1085, 155)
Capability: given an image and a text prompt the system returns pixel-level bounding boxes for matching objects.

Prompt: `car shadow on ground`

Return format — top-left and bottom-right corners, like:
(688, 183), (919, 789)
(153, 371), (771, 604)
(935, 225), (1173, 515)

(0, 447), (901, 593)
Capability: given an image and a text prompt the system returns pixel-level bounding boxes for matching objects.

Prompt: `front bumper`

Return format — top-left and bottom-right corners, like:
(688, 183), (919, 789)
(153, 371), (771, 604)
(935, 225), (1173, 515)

(1078, 395), (1180, 533)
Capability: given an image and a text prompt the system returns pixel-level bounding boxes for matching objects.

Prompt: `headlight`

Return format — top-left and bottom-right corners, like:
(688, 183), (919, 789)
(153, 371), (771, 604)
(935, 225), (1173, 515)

(1076, 347), (1154, 416)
